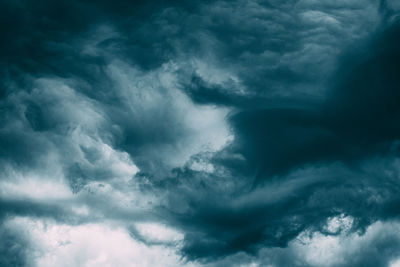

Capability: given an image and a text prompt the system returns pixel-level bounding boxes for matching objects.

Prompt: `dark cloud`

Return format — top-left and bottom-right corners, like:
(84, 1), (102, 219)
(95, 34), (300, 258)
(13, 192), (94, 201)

(157, 17), (400, 262)
(1, 0), (400, 266)
(0, 221), (28, 267)
(232, 18), (400, 180)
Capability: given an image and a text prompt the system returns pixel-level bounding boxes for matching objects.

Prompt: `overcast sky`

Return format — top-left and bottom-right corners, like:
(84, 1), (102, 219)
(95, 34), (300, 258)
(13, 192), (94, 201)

(1, 0), (400, 266)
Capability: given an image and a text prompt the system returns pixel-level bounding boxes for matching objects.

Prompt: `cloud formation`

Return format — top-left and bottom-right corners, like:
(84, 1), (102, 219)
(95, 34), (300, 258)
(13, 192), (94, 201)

(1, 0), (400, 266)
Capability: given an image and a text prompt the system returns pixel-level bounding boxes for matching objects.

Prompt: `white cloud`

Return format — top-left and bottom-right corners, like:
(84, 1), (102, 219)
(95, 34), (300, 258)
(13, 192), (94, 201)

(4, 217), (197, 267)
(107, 60), (232, 170)
(135, 222), (184, 243)
(292, 219), (400, 266)
(324, 214), (354, 234)
(0, 173), (72, 201)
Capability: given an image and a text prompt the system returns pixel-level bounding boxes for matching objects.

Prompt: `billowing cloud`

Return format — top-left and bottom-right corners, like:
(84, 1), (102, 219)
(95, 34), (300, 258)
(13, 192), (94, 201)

(1, 0), (400, 266)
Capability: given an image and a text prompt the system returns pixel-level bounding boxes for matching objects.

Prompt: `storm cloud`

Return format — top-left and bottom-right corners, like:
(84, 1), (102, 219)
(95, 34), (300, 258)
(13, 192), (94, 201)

(1, 0), (400, 266)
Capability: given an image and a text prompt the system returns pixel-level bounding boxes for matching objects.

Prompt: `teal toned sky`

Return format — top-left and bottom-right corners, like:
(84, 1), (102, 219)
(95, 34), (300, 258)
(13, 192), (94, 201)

(1, 1), (400, 266)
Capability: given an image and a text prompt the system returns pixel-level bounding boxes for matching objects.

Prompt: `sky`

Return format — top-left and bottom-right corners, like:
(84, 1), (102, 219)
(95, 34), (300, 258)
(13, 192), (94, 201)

(1, 0), (400, 266)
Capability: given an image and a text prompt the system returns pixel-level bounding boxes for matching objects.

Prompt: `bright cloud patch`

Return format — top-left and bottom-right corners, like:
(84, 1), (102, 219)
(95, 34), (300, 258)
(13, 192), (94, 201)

(3, 217), (194, 267)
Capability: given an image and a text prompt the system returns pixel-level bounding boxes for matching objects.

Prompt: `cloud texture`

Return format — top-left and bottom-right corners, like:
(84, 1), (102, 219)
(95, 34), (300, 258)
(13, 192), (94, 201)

(1, 0), (400, 266)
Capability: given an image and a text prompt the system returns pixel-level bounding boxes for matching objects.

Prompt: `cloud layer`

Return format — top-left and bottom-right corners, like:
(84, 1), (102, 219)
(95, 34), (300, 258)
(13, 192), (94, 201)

(1, 0), (400, 266)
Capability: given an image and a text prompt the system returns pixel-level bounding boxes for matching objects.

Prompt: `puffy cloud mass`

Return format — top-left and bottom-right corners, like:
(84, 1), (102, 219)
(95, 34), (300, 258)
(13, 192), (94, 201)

(1, 0), (400, 266)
